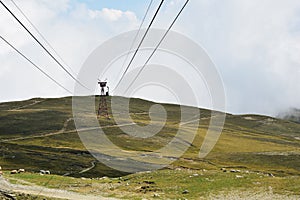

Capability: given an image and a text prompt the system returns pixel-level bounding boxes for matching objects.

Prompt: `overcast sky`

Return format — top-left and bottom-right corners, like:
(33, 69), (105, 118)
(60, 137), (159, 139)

(0, 0), (299, 116)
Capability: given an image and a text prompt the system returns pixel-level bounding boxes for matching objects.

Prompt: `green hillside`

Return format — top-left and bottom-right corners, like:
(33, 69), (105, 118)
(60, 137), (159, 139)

(0, 96), (299, 199)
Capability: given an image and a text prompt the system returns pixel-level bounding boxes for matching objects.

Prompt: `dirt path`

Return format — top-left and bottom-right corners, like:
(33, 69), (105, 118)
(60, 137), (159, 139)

(1, 114), (202, 143)
(8, 100), (44, 111)
(1, 119), (133, 142)
(79, 160), (96, 174)
(0, 177), (116, 200)
(1, 117), (73, 142)
(206, 189), (300, 200)
(1, 112), (208, 143)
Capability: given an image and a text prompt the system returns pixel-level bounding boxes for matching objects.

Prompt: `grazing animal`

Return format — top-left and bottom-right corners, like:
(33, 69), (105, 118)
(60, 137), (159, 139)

(18, 169), (25, 173)
(40, 170), (51, 175)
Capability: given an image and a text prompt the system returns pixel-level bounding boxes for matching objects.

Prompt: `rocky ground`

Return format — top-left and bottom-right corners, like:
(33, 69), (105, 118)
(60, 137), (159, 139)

(0, 176), (115, 200)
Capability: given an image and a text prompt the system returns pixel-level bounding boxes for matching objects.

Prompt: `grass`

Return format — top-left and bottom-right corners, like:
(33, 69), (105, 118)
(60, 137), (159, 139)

(0, 96), (299, 199)
(3, 169), (300, 199)
(0, 110), (69, 138)
(3, 193), (63, 200)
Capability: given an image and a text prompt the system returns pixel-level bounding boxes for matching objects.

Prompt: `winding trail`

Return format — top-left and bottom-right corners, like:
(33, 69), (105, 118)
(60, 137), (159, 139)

(1, 111), (208, 143)
(1, 119), (135, 142)
(79, 160), (96, 174)
(8, 100), (44, 111)
(1, 118), (73, 142)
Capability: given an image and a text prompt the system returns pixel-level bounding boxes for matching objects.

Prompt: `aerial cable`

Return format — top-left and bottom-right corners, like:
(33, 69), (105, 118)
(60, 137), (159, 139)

(124, 0), (190, 93)
(0, 35), (73, 94)
(114, 0), (154, 85)
(10, 0), (76, 75)
(113, 0), (165, 92)
(0, 0), (90, 91)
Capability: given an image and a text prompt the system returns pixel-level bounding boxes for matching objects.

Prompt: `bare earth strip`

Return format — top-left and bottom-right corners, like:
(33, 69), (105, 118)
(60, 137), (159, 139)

(8, 100), (45, 111)
(207, 190), (300, 200)
(0, 177), (117, 200)
(1, 119), (134, 142)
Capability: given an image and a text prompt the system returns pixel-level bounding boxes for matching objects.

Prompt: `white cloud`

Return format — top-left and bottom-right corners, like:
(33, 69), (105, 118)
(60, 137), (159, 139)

(94, 8), (122, 21)
(165, 0), (300, 116)
(0, 0), (139, 102)
(0, 0), (299, 116)
(88, 8), (137, 22)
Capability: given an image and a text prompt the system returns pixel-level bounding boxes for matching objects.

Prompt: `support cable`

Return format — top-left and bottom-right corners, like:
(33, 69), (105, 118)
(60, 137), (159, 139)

(10, 0), (76, 75)
(124, 0), (190, 93)
(0, 0), (89, 91)
(0, 35), (73, 94)
(113, 0), (165, 91)
(115, 0), (154, 84)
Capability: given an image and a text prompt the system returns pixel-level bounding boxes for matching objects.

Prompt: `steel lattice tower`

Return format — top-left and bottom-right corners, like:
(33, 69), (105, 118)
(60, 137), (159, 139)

(97, 81), (109, 118)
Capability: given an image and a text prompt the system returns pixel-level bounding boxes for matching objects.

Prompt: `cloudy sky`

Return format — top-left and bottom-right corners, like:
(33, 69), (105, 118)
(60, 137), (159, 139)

(0, 0), (299, 116)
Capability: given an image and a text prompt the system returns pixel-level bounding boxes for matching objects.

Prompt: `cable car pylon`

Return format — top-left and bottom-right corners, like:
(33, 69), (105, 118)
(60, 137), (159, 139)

(97, 81), (109, 119)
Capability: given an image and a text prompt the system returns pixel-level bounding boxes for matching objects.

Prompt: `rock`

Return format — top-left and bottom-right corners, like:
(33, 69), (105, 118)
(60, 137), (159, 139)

(10, 170), (18, 174)
(230, 169), (237, 173)
(236, 175), (243, 178)
(190, 173), (200, 178)
(153, 193), (160, 197)
(182, 189), (189, 194)
(268, 186), (273, 193)
(268, 173), (275, 177)
(141, 185), (150, 190)
(143, 180), (155, 184)
(18, 169), (25, 173)
(0, 171), (3, 175)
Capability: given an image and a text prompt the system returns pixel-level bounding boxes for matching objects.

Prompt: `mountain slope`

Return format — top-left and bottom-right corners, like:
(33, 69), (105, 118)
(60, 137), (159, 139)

(278, 108), (300, 124)
(0, 96), (300, 199)
(0, 96), (299, 176)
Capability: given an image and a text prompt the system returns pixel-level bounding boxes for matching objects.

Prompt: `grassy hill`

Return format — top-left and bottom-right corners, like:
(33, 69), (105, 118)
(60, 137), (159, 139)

(278, 108), (300, 124)
(0, 96), (299, 199)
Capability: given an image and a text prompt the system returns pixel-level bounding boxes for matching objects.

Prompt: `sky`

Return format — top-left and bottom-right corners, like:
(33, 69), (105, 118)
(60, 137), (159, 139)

(0, 0), (300, 116)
